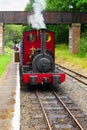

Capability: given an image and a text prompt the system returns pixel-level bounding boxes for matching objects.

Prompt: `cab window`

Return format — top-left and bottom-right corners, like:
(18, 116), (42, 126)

(27, 33), (35, 42)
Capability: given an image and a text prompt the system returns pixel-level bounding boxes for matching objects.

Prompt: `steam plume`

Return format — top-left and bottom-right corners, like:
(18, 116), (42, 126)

(28, 0), (46, 29)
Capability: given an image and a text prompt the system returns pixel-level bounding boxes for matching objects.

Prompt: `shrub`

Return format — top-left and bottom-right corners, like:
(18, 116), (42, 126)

(80, 33), (87, 56)
(6, 41), (14, 48)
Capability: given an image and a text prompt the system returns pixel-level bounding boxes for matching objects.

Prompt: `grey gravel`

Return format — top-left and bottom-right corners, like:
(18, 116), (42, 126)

(59, 75), (87, 116)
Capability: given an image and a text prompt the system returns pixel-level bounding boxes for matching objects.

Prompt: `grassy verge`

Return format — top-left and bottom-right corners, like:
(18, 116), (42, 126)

(55, 44), (87, 70)
(0, 47), (13, 78)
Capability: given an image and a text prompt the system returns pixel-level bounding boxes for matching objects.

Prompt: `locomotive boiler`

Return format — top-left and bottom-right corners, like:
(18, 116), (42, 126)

(19, 29), (65, 86)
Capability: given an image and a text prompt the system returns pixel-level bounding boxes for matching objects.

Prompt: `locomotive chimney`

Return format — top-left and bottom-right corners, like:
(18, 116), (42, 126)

(40, 29), (46, 54)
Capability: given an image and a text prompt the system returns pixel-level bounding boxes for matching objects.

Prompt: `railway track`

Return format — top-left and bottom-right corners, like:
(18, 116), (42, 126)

(20, 85), (87, 130)
(56, 64), (87, 86)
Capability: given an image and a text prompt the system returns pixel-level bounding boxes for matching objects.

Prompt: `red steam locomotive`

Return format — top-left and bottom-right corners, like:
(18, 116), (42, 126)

(19, 29), (65, 86)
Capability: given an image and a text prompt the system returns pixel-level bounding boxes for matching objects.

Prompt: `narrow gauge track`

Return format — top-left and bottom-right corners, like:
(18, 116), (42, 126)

(56, 64), (87, 86)
(36, 90), (86, 130)
(20, 86), (49, 130)
(20, 85), (87, 130)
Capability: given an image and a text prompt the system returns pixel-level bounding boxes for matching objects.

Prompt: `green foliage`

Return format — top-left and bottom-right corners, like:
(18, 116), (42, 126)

(5, 41), (14, 48)
(55, 44), (87, 69)
(46, 0), (87, 45)
(46, 0), (69, 43)
(46, 0), (69, 11)
(46, 0), (87, 40)
(4, 25), (23, 47)
(80, 33), (87, 57)
(46, 0), (87, 12)
(72, 0), (87, 12)
(0, 47), (13, 78)
(24, 0), (34, 11)
(25, 0), (87, 12)
(47, 24), (69, 43)
(22, 25), (32, 33)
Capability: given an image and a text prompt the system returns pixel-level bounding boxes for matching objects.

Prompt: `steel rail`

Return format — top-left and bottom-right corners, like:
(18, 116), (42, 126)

(56, 64), (87, 86)
(36, 91), (52, 130)
(56, 63), (87, 79)
(53, 90), (84, 130)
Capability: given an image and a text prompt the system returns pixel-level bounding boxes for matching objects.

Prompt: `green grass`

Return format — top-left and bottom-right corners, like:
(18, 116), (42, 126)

(0, 47), (13, 78)
(55, 44), (87, 69)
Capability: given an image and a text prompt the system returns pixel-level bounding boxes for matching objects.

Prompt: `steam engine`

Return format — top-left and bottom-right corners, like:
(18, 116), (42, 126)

(20, 29), (65, 86)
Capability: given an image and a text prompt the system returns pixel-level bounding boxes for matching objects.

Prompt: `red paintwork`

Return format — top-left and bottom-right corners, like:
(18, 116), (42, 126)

(21, 29), (66, 85)
(23, 73), (65, 84)
(23, 30), (55, 65)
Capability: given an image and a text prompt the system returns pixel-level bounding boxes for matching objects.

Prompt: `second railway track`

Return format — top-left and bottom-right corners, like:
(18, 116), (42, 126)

(20, 85), (87, 130)
(56, 64), (87, 86)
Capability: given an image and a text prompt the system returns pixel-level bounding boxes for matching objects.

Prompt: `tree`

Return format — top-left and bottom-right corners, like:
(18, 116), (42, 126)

(24, 0), (87, 43)
(4, 25), (23, 47)
(72, 0), (87, 12)
(24, 0), (34, 11)
(46, 0), (70, 11)
(46, 0), (87, 12)
(46, 0), (70, 43)
(46, 0), (87, 43)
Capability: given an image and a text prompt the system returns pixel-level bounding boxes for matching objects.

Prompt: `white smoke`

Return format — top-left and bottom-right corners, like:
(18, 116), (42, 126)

(28, 0), (46, 29)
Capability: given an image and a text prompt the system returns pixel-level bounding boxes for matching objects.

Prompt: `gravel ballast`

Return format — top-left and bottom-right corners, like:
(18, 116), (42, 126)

(59, 75), (87, 116)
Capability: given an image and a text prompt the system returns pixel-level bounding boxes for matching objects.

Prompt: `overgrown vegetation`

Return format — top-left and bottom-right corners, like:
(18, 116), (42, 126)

(0, 47), (13, 78)
(4, 25), (23, 48)
(55, 44), (87, 69)
(80, 32), (87, 57)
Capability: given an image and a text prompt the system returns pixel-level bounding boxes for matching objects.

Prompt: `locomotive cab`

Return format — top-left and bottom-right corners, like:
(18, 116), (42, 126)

(20, 29), (65, 86)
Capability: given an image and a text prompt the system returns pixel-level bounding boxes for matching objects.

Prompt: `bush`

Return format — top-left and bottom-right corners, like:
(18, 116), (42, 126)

(6, 41), (14, 48)
(47, 25), (69, 44)
(80, 33), (87, 56)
